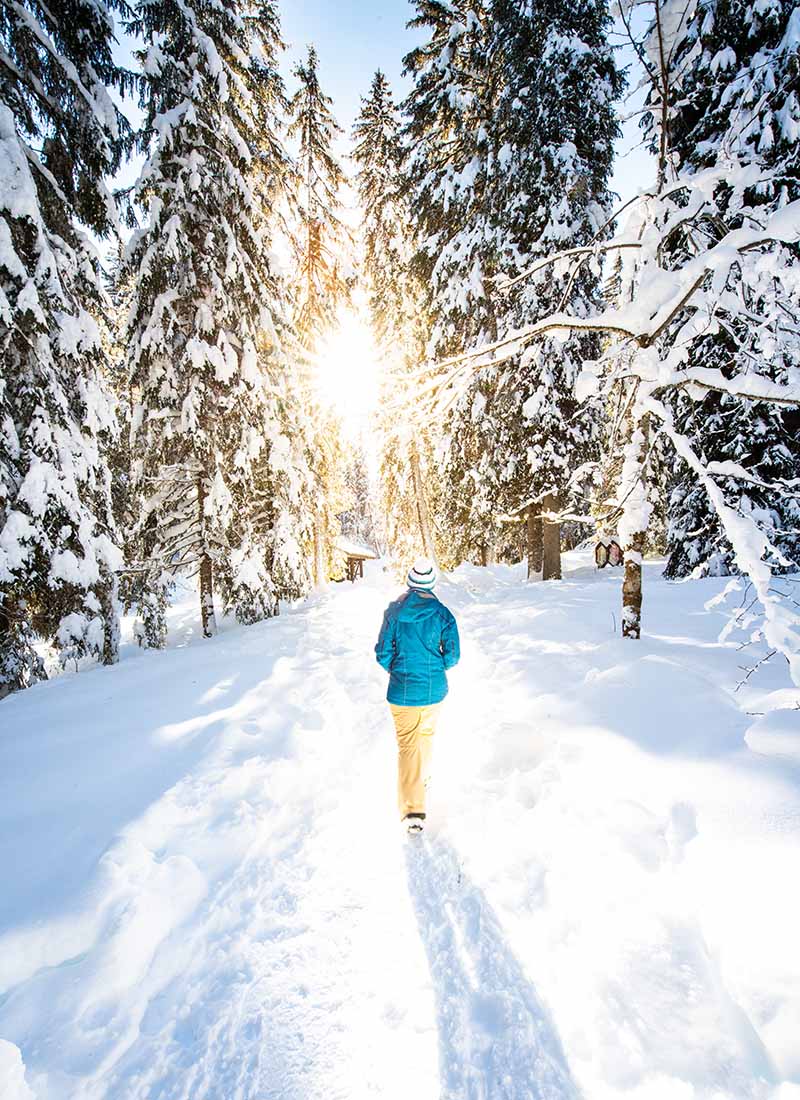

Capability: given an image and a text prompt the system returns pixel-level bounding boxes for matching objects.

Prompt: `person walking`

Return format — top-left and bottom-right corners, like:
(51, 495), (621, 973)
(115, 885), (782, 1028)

(374, 558), (460, 834)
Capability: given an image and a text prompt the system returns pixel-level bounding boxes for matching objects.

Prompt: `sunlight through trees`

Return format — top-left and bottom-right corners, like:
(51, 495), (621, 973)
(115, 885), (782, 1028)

(1, 0), (799, 694)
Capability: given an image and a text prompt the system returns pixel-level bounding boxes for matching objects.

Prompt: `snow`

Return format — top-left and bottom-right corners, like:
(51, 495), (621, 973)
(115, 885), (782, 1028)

(334, 534), (377, 558)
(0, 1041), (34, 1100)
(0, 105), (44, 224)
(1, 555), (799, 1099)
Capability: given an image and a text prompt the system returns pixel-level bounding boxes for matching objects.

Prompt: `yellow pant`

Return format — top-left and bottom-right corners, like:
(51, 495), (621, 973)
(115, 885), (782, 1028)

(389, 703), (441, 819)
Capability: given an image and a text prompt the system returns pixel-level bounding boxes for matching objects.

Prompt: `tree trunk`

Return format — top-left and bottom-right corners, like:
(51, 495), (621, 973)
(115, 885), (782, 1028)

(541, 492), (561, 581)
(410, 445), (436, 562)
(526, 503), (543, 579)
(620, 408), (651, 639)
(199, 553), (216, 637)
(480, 540), (496, 567)
(313, 508), (327, 588)
(99, 574), (120, 666)
(622, 530), (645, 638)
(0, 600), (11, 699)
(196, 474), (217, 638)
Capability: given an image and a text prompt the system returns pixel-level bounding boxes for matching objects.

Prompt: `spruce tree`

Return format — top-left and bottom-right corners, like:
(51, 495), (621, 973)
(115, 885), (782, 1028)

(352, 72), (418, 355)
(402, 2), (509, 563)
(403, 0), (622, 574)
(644, 0), (800, 577)
(338, 449), (377, 546)
(287, 45), (352, 586)
(352, 70), (439, 567)
(125, 0), (307, 642)
(490, 0), (622, 577)
(288, 45), (351, 348)
(0, 0), (131, 696)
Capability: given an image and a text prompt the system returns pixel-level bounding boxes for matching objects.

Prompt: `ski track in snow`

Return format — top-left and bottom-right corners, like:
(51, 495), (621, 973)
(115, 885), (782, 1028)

(1, 556), (800, 1100)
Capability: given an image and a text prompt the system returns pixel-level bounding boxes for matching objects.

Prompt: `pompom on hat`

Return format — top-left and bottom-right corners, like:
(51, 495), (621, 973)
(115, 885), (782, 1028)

(407, 557), (437, 591)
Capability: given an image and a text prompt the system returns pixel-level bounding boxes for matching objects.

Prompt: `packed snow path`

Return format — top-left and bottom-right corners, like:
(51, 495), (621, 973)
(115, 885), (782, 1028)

(1, 557), (800, 1100)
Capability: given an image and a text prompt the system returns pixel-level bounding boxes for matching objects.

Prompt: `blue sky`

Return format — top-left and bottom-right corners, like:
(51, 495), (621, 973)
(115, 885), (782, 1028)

(280, 0), (425, 134)
(278, 1), (654, 206)
(114, 1), (654, 205)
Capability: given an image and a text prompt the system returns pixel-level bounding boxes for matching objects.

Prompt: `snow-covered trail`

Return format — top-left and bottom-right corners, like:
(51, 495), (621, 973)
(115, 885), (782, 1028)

(1, 581), (435, 1099)
(1, 557), (800, 1100)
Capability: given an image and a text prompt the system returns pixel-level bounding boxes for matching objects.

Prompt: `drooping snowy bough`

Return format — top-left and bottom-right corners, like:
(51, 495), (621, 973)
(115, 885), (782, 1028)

(423, 172), (800, 675)
(422, 0), (800, 679)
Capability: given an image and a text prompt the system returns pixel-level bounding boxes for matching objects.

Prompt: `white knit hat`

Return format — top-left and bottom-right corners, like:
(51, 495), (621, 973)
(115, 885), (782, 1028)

(407, 557), (437, 591)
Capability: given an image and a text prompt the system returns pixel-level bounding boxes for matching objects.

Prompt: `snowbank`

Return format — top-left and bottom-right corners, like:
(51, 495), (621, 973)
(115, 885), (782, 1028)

(0, 1041), (35, 1100)
(0, 554), (798, 1099)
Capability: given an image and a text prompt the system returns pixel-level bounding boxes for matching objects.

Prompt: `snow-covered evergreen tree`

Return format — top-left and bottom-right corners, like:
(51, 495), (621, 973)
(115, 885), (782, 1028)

(288, 45), (351, 348)
(287, 44), (352, 586)
(352, 70), (439, 568)
(403, 0), (622, 574)
(489, 0), (622, 576)
(125, 0), (310, 641)
(338, 449), (377, 546)
(402, 1), (507, 563)
(652, 0), (800, 577)
(0, 0), (131, 696)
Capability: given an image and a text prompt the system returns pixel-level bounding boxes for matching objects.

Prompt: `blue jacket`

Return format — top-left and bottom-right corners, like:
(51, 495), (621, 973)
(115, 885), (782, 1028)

(375, 590), (460, 706)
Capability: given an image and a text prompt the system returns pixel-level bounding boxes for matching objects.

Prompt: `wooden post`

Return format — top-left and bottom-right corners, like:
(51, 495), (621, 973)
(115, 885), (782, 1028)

(541, 492), (561, 581)
(526, 502), (543, 579)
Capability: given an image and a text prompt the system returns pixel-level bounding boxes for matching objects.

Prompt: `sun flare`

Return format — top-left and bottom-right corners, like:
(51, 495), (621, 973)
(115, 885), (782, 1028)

(313, 301), (382, 443)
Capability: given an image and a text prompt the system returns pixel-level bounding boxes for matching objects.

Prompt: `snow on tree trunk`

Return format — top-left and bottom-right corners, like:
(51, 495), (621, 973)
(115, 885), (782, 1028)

(199, 558), (216, 640)
(618, 407), (652, 639)
(621, 533), (645, 640)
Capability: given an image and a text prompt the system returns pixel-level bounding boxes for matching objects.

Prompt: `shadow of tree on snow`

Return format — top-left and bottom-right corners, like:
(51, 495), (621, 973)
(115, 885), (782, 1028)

(405, 836), (581, 1100)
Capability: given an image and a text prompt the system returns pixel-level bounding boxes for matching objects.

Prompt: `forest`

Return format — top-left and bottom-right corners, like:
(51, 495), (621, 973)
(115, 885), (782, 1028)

(1, 0), (799, 690)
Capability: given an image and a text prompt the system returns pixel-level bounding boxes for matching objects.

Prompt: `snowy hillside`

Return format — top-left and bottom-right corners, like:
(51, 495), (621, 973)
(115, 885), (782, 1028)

(1, 556), (799, 1100)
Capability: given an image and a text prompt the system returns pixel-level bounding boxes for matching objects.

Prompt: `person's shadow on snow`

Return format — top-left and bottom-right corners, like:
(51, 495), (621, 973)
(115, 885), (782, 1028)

(404, 838), (581, 1100)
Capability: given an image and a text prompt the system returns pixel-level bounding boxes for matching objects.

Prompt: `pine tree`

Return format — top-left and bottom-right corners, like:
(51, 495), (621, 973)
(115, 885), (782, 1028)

(402, 2), (509, 564)
(352, 70), (439, 568)
(287, 44), (352, 586)
(125, 0), (308, 642)
(352, 73), (418, 354)
(0, 0), (132, 696)
(643, 0), (800, 577)
(338, 448), (378, 546)
(403, 0), (622, 574)
(288, 45), (351, 349)
(490, 0), (622, 577)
